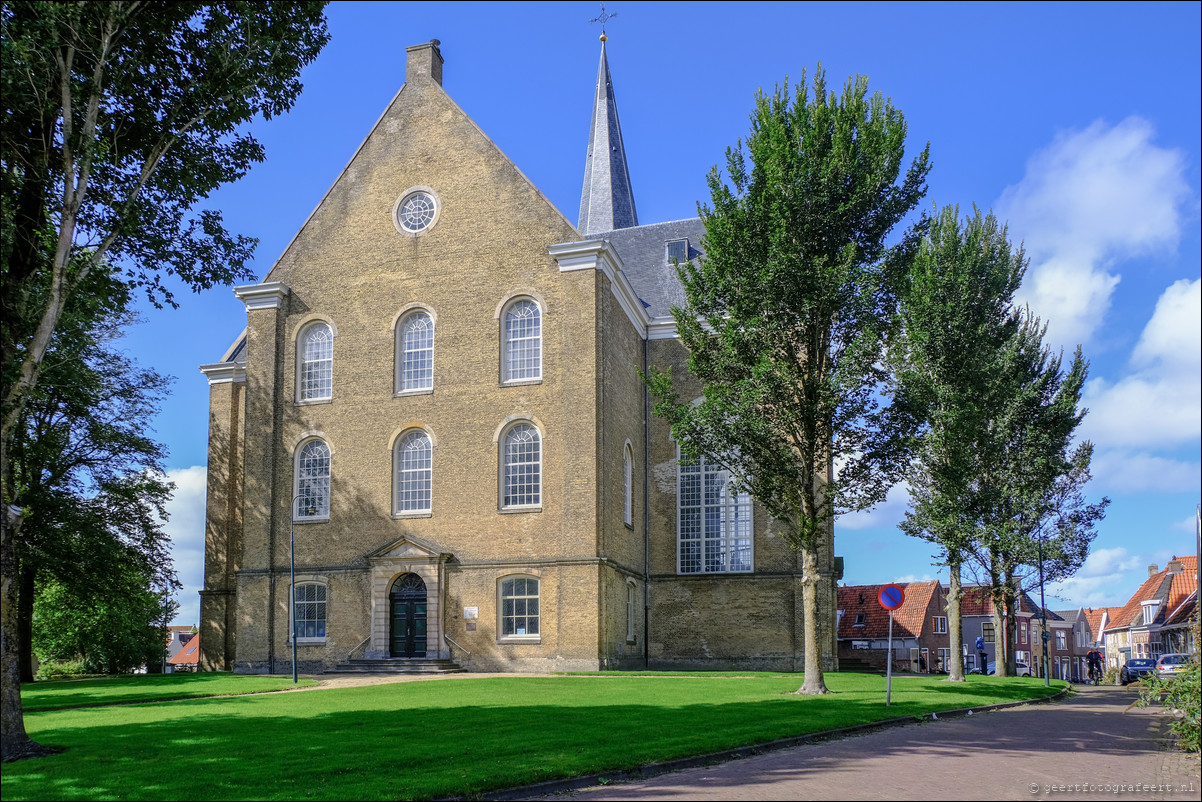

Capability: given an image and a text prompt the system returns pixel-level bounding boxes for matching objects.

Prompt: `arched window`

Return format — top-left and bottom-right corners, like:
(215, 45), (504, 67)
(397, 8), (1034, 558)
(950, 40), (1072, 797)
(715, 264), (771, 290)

(298, 322), (333, 402)
(295, 439), (331, 519)
(502, 299), (541, 383)
(394, 430), (432, 514)
(676, 446), (751, 573)
(501, 423), (541, 509)
(499, 575), (539, 639)
(397, 310), (434, 393)
(623, 443), (634, 527)
(292, 582), (327, 639)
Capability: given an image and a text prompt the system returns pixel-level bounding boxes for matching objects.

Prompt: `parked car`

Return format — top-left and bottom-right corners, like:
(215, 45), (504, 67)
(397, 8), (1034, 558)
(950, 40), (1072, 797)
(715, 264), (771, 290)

(1120, 658), (1157, 685)
(971, 661), (1031, 677)
(1155, 653), (1193, 680)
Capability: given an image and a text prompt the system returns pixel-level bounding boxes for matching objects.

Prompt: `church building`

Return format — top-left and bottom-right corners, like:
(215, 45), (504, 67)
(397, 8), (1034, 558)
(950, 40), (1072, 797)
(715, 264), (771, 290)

(199, 37), (838, 674)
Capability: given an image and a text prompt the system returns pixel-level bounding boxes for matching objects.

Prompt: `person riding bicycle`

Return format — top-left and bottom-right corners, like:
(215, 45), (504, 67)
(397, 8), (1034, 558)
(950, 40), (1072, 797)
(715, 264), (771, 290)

(1086, 649), (1103, 683)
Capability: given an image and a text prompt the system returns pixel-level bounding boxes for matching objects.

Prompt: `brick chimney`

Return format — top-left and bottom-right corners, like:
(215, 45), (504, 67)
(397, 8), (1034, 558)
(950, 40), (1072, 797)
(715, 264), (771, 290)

(1147, 563), (1159, 578)
(406, 39), (444, 86)
(1166, 558), (1184, 574)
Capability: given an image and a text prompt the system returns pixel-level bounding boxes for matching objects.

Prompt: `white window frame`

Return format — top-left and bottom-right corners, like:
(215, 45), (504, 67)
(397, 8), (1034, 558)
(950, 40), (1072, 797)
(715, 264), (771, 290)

(498, 575), (540, 642)
(293, 438), (331, 521)
(982, 621), (995, 643)
(675, 446), (752, 574)
(396, 309), (435, 395)
(290, 578), (328, 643)
(1141, 602), (1156, 626)
(393, 429), (433, 516)
(933, 616), (948, 634)
(1055, 630), (1067, 651)
(297, 321), (334, 403)
(500, 421), (542, 511)
(623, 441), (634, 527)
(500, 297), (542, 385)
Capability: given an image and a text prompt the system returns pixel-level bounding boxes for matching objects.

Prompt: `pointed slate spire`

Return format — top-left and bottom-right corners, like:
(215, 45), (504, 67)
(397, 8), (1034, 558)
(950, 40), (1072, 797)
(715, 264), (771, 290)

(578, 38), (638, 235)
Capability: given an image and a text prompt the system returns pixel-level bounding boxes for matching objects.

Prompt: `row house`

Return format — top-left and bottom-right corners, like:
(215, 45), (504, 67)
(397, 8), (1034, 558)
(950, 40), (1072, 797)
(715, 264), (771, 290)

(956, 586), (1040, 673)
(837, 581), (950, 673)
(1102, 557), (1197, 671)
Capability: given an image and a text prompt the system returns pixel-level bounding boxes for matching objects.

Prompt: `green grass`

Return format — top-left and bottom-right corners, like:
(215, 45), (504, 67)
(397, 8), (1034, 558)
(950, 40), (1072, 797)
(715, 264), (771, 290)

(20, 672), (318, 712)
(3, 673), (1064, 801)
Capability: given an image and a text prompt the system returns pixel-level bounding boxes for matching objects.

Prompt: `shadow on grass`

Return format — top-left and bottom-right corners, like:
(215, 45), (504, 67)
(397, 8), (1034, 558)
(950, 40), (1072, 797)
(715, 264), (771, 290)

(21, 673), (316, 712)
(4, 675), (1071, 801)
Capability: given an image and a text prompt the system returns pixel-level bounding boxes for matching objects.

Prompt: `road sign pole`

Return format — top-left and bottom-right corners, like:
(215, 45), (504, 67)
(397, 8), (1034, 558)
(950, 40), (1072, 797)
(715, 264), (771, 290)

(886, 609), (894, 706)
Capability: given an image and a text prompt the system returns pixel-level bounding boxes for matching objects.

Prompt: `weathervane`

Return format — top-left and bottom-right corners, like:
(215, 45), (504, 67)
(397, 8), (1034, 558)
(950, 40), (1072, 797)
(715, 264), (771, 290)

(590, 2), (617, 42)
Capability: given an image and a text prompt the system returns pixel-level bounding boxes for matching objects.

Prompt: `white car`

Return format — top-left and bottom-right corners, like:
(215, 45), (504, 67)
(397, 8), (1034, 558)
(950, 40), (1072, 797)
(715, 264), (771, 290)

(983, 661), (1031, 677)
(1155, 653), (1193, 680)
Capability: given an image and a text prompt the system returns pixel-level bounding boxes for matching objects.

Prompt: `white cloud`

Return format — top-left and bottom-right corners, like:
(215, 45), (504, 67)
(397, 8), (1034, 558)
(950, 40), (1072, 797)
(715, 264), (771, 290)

(1079, 278), (1201, 459)
(837, 482), (909, 531)
(159, 466), (207, 627)
(1047, 546), (1140, 608)
(996, 117), (1192, 348)
(894, 573), (935, 584)
(1086, 449), (1200, 494)
(1171, 514), (1199, 534)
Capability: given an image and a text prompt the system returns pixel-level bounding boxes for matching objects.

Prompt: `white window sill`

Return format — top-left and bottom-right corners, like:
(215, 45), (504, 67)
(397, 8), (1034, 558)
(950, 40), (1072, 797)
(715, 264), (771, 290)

(292, 517), (330, 525)
(295, 397), (333, 406)
(392, 511), (432, 519)
(394, 388), (434, 398)
(499, 506), (542, 514)
(498, 637), (541, 645)
(500, 378), (543, 388)
(291, 638), (327, 646)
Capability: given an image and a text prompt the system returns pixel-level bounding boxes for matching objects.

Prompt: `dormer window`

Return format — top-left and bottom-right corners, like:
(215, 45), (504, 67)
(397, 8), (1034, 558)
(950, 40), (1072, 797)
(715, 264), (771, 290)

(666, 239), (689, 264)
(854, 613), (866, 627)
(1141, 602), (1158, 626)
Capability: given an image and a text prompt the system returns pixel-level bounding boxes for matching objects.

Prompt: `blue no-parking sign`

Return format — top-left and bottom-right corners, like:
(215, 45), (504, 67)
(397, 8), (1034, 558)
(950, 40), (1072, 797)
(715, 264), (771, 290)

(879, 584), (905, 610)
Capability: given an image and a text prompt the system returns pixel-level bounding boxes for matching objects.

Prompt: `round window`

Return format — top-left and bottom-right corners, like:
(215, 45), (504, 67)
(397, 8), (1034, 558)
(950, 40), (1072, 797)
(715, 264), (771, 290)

(397, 190), (437, 234)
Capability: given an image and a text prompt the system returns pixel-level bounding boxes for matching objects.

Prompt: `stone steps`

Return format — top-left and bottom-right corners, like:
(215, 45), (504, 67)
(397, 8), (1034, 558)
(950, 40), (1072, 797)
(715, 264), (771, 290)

(327, 658), (466, 675)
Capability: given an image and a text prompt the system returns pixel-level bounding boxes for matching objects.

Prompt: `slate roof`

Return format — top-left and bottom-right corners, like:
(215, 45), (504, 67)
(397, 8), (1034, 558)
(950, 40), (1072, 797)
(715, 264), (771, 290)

(577, 40), (638, 235)
(587, 217), (706, 318)
(837, 580), (939, 640)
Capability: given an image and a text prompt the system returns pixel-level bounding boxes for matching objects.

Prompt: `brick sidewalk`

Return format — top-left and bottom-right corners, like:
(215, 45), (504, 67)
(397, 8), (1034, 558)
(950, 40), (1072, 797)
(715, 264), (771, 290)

(529, 684), (1199, 801)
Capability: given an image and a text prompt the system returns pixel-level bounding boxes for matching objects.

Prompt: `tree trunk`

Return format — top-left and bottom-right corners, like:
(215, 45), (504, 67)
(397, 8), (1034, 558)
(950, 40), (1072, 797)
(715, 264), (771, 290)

(946, 560), (965, 682)
(17, 561), (35, 683)
(795, 546), (830, 694)
(991, 604), (1009, 677)
(1003, 568), (1018, 676)
(1, 507), (40, 761)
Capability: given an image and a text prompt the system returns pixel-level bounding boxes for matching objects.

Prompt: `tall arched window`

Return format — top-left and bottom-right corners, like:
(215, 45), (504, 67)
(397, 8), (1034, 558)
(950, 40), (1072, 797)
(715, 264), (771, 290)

(394, 430), (432, 514)
(676, 446), (751, 573)
(292, 582), (327, 639)
(501, 423), (541, 509)
(298, 322), (333, 402)
(499, 575), (540, 639)
(623, 443), (634, 527)
(502, 299), (541, 383)
(397, 310), (434, 393)
(295, 439), (331, 519)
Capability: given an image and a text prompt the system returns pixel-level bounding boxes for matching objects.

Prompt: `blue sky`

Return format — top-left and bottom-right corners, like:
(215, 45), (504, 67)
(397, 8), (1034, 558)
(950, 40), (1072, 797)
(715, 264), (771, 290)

(121, 2), (1201, 625)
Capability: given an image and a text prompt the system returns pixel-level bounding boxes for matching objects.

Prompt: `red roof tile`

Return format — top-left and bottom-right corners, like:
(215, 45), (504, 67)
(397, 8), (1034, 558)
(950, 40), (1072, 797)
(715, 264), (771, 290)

(1105, 557), (1198, 632)
(838, 581), (939, 639)
(167, 635), (200, 665)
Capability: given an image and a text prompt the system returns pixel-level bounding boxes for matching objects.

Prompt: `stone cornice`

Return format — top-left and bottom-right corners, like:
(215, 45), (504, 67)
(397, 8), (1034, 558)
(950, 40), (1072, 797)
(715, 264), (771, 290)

(549, 239), (653, 339)
(199, 361), (246, 385)
(233, 281), (290, 311)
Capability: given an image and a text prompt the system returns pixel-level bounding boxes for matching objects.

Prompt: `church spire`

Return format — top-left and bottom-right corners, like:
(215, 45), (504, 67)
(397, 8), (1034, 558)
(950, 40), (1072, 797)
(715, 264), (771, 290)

(578, 36), (638, 235)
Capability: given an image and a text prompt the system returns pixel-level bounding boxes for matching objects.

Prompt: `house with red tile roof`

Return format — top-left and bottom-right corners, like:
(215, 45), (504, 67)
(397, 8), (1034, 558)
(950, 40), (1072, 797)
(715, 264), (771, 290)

(167, 634), (200, 672)
(1160, 590), (1197, 655)
(837, 581), (949, 673)
(951, 585), (1040, 675)
(1102, 556), (1197, 671)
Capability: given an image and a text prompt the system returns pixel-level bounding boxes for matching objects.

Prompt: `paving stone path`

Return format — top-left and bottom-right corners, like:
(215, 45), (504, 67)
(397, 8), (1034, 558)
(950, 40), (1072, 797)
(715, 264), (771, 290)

(535, 684), (1199, 802)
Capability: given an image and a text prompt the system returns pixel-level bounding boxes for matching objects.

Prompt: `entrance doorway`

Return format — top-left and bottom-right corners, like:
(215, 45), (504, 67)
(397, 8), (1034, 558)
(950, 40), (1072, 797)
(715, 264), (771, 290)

(389, 573), (427, 658)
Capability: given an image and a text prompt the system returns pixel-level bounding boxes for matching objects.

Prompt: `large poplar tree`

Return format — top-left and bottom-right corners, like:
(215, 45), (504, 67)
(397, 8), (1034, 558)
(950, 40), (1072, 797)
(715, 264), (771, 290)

(1, 1), (328, 761)
(647, 68), (929, 694)
(892, 206), (1026, 682)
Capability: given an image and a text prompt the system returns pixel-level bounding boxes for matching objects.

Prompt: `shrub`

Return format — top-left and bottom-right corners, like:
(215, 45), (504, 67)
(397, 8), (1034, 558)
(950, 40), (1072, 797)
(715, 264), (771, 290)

(1136, 660), (1201, 753)
(34, 659), (91, 680)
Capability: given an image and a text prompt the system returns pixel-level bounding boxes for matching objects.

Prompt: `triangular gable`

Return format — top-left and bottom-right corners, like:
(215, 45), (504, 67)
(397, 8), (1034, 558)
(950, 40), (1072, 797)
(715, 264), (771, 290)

(367, 534), (450, 562)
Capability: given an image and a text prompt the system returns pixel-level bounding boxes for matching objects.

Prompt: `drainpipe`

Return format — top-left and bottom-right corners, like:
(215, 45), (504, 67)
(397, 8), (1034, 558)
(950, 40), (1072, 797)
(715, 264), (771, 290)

(643, 336), (651, 669)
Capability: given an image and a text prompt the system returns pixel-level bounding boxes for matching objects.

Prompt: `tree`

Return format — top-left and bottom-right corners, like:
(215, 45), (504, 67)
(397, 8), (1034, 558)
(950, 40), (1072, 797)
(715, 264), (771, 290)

(11, 264), (178, 683)
(646, 68), (930, 694)
(892, 206), (1027, 682)
(1, 1), (329, 761)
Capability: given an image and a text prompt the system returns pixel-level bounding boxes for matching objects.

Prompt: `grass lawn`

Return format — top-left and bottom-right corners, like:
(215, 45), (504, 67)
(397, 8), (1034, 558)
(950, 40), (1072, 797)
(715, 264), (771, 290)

(3, 672), (1064, 801)
(20, 673), (318, 712)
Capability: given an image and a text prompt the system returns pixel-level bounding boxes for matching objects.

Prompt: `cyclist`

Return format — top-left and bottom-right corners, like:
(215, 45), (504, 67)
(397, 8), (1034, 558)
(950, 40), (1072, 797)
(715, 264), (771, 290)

(1086, 649), (1103, 684)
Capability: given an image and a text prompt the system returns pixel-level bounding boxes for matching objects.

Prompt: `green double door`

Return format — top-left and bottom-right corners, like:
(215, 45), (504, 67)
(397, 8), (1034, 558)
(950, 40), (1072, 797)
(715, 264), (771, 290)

(389, 573), (427, 658)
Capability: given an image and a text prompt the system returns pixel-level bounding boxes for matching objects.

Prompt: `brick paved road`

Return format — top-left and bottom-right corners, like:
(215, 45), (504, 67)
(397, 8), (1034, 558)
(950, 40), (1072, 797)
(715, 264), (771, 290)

(541, 684), (1199, 801)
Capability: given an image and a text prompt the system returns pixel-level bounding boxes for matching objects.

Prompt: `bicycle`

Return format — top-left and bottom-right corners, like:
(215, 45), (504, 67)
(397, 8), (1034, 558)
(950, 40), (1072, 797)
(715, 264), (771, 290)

(1088, 664), (1102, 686)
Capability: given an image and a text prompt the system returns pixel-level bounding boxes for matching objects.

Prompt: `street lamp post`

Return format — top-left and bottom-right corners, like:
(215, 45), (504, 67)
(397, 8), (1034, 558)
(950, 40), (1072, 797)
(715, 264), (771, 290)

(289, 493), (317, 684)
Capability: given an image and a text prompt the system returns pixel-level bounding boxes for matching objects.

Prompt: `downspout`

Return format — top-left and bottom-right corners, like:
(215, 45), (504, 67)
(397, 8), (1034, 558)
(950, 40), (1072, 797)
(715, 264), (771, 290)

(643, 335), (651, 669)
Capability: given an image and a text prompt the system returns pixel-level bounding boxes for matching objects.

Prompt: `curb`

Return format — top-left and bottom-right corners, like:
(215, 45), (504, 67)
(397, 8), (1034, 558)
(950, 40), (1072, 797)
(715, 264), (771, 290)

(470, 685), (1071, 801)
